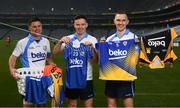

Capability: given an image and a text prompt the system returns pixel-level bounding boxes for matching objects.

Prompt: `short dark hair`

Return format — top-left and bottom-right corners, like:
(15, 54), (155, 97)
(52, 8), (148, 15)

(73, 15), (88, 23)
(27, 17), (41, 27)
(115, 11), (128, 16)
(115, 11), (129, 19)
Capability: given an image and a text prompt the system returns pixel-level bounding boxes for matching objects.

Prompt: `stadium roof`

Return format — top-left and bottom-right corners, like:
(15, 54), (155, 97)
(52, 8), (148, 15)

(0, 0), (179, 14)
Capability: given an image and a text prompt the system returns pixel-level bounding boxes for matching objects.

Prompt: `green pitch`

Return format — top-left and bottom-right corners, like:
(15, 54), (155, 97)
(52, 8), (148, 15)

(0, 40), (180, 107)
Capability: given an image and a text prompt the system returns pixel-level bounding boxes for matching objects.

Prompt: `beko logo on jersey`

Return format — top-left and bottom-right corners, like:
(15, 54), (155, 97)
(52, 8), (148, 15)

(70, 58), (83, 65)
(148, 37), (165, 47)
(109, 49), (127, 56)
(31, 52), (46, 59)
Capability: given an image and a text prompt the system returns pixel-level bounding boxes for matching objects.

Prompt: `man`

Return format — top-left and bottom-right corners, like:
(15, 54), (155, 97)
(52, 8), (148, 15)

(9, 17), (55, 107)
(98, 11), (140, 107)
(53, 15), (97, 107)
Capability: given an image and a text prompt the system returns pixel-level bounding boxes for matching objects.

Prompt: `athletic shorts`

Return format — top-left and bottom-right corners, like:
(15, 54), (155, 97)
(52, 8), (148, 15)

(65, 80), (95, 100)
(105, 81), (135, 98)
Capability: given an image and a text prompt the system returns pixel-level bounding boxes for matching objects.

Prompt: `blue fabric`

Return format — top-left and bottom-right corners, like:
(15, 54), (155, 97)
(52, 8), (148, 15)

(95, 40), (137, 80)
(64, 43), (92, 88)
(25, 76), (53, 104)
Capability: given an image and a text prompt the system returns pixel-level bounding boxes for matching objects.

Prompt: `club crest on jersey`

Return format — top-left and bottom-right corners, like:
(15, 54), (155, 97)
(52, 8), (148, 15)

(123, 41), (128, 46)
(43, 46), (47, 51)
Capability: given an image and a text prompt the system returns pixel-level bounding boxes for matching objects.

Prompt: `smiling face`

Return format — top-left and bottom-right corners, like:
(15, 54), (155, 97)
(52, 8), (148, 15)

(73, 18), (88, 37)
(28, 21), (42, 37)
(114, 13), (129, 33)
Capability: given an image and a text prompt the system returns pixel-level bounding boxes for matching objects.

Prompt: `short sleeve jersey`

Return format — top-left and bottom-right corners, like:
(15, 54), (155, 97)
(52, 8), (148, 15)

(12, 34), (51, 68)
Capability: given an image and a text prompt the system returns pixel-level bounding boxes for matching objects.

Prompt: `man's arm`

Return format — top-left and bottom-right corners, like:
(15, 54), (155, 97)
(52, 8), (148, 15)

(9, 55), (19, 80)
(53, 40), (64, 55)
(92, 47), (98, 63)
(46, 55), (56, 65)
(53, 36), (70, 55)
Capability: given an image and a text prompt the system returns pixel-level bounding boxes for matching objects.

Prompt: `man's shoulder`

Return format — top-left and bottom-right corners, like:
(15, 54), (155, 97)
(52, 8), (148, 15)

(87, 34), (97, 40)
(86, 34), (98, 44)
(41, 37), (50, 42)
(128, 31), (136, 36)
(17, 37), (29, 44)
(127, 31), (139, 40)
(106, 33), (116, 41)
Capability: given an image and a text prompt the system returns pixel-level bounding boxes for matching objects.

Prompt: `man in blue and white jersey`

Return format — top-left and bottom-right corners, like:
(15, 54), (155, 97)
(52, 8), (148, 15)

(53, 15), (97, 107)
(9, 17), (55, 107)
(98, 11), (140, 107)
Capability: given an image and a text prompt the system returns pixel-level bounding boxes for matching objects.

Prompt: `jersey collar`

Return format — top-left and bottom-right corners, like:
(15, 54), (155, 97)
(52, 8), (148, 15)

(28, 33), (42, 43)
(115, 29), (129, 39)
(72, 32), (88, 42)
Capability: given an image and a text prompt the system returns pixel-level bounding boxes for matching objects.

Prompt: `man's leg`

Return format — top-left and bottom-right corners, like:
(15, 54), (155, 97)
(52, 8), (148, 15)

(123, 97), (134, 108)
(67, 99), (77, 107)
(80, 81), (94, 108)
(23, 99), (34, 108)
(84, 98), (93, 108)
(107, 97), (117, 108)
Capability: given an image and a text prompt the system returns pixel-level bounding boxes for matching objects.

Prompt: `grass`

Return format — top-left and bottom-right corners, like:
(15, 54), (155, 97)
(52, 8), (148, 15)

(0, 40), (180, 107)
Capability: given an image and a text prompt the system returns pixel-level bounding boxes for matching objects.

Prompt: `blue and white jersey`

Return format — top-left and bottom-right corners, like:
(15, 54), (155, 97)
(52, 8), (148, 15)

(25, 76), (53, 104)
(12, 34), (51, 68)
(64, 43), (93, 88)
(66, 33), (97, 80)
(96, 29), (139, 81)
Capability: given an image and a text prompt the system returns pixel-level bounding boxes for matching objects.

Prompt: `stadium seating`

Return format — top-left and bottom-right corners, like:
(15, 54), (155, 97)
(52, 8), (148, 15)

(0, 0), (180, 40)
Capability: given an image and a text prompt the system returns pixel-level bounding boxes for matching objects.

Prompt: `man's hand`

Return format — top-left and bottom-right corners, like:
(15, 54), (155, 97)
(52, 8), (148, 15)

(84, 41), (93, 46)
(10, 68), (20, 80)
(59, 36), (70, 44)
(100, 37), (106, 42)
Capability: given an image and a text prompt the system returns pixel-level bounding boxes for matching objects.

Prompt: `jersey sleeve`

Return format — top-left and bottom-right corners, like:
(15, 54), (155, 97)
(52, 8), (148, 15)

(12, 40), (24, 57)
(91, 37), (98, 48)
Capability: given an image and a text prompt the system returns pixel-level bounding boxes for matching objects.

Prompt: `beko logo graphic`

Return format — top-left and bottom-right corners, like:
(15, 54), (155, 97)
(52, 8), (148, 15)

(70, 58), (83, 65)
(31, 52), (46, 62)
(109, 49), (127, 56)
(148, 37), (165, 47)
(31, 52), (46, 58)
(69, 58), (83, 68)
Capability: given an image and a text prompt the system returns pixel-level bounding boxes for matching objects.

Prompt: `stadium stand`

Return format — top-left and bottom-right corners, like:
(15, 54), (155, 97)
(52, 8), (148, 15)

(0, 0), (180, 40)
